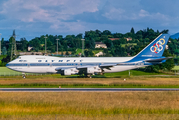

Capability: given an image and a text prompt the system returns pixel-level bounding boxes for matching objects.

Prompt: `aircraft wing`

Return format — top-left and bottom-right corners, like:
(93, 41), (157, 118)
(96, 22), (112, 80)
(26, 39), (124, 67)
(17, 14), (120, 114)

(55, 67), (75, 71)
(145, 57), (172, 63)
(99, 64), (117, 70)
(55, 64), (117, 75)
(76, 64), (117, 71)
(76, 64), (117, 69)
(55, 64), (117, 72)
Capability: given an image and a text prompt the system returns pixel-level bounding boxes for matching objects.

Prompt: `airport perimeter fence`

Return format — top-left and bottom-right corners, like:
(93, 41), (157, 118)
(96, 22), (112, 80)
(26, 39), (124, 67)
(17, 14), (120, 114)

(0, 114), (179, 120)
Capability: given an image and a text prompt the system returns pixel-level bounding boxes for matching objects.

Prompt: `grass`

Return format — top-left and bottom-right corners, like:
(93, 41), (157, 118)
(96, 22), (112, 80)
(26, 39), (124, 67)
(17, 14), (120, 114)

(0, 67), (167, 77)
(0, 67), (49, 76)
(1, 77), (179, 88)
(0, 92), (179, 119)
(172, 66), (179, 70)
(0, 67), (179, 119)
(75, 48), (82, 54)
(104, 69), (165, 78)
(0, 67), (20, 74)
(0, 67), (178, 88)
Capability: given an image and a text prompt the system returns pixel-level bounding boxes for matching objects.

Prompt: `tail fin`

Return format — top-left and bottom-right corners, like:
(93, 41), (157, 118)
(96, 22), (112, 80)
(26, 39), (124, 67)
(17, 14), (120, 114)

(135, 34), (170, 58)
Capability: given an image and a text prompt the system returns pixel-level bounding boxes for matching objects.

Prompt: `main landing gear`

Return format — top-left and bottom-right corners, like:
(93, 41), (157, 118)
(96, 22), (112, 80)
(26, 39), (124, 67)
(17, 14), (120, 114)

(87, 74), (92, 78)
(78, 74), (92, 78)
(22, 73), (26, 79)
(84, 74), (92, 78)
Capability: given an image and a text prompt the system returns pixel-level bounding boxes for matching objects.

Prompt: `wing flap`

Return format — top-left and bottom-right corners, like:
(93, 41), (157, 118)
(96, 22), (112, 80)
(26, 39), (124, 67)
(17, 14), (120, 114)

(99, 64), (117, 68)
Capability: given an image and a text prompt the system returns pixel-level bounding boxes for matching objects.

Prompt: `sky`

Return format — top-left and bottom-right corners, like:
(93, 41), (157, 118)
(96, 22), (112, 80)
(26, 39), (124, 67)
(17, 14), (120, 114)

(0, 0), (179, 40)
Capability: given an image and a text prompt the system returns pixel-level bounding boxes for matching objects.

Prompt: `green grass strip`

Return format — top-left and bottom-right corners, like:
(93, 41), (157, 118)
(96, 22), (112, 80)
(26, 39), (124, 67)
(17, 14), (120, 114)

(0, 83), (179, 88)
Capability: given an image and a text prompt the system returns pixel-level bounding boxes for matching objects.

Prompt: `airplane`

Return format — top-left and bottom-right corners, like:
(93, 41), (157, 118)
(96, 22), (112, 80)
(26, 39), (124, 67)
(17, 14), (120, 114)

(6, 34), (170, 78)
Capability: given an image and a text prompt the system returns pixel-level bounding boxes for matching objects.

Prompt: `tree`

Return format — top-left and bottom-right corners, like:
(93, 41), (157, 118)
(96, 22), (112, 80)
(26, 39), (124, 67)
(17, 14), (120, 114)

(84, 49), (94, 57)
(113, 33), (123, 38)
(65, 51), (70, 56)
(95, 29), (102, 37)
(130, 27), (135, 34)
(76, 33), (83, 39)
(104, 39), (113, 48)
(65, 35), (75, 48)
(2, 47), (7, 55)
(103, 49), (111, 57)
(110, 49), (115, 56)
(18, 38), (28, 51)
(29, 37), (41, 52)
(135, 30), (143, 40)
(1, 38), (5, 48)
(161, 50), (175, 70)
(115, 46), (127, 57)
(7, 37), (16, 57)
(160, 29), (169, 34)
(85, 38), (95, 49)
(102, 30), (112, 36)
(145, 50), (174, 72)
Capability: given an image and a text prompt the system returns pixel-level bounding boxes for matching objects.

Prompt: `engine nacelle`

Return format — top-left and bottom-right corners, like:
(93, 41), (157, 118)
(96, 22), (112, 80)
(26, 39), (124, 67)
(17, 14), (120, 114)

(64, 69), (71, 75)
(60, 68), (79, 76)
(87, 67), (95, 74)
(87, 67), (102, 74)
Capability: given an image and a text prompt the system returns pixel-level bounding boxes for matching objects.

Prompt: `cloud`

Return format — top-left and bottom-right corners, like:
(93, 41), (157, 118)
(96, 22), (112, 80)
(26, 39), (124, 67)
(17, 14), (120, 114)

(102, 8), (125, 20)
(0, 0), (179, 40)
(1, 0), (100, 21)
(0, 0), (100, 31)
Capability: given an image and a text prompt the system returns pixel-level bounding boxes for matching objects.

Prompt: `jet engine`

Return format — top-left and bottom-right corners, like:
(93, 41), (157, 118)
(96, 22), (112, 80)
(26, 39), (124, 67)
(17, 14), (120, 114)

(87, 67), (102, 74)
(63, 69), (71, 75)
(60, 68), (78, 75)
(87, 67), (95, 74)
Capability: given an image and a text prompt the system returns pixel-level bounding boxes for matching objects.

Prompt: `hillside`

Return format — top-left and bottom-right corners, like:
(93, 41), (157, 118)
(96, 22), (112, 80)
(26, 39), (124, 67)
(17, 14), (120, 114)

(170, 33), (179, 39)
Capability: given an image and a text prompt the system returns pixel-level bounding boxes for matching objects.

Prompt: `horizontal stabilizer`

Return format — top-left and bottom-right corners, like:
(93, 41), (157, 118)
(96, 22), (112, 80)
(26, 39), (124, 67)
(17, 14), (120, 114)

(145, 57), (172, 62)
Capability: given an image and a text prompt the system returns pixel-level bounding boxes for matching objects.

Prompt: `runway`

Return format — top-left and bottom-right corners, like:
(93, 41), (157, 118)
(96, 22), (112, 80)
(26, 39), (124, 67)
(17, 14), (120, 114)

(1, 88), (179, 92)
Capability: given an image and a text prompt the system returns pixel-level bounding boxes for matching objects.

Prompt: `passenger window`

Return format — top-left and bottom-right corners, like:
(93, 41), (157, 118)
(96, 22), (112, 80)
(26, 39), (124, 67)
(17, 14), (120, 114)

(38, 60), (42, 62)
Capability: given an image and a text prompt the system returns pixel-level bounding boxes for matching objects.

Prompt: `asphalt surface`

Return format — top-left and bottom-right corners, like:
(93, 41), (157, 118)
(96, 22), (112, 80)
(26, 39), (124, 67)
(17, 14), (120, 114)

(1, 88), (179, 92)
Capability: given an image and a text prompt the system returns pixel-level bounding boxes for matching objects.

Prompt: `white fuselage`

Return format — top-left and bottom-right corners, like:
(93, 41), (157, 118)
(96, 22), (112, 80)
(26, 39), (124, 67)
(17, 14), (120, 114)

(6, 55), (147, 74)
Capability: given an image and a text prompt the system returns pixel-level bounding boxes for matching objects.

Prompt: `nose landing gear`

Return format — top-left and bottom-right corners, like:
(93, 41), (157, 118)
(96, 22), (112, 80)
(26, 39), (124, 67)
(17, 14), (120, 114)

(22, 73), (26, 78)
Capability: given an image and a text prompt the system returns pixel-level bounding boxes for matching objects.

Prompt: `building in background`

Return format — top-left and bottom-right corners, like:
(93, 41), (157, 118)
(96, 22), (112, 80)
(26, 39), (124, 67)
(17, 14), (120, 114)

(95, 42), (107, 48)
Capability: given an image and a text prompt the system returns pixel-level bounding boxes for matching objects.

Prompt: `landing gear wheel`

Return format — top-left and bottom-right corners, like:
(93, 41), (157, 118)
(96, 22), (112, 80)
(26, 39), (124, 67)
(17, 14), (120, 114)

(87, 75), (92, 78)
(22, 73), (26, 79)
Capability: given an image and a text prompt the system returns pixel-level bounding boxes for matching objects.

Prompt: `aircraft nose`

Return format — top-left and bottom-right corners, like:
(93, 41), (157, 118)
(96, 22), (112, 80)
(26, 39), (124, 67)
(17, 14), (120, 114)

(6, 63), (10, 68)
(6, 62), (12, 69)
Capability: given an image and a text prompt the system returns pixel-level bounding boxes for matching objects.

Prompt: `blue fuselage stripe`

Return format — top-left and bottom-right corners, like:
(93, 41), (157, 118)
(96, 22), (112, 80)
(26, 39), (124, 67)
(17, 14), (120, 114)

(6, 62), (153, 67)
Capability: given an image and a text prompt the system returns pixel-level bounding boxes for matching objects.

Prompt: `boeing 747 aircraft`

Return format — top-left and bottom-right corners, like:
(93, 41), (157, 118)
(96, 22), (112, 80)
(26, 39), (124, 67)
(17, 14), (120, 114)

(6, 34), (170, 78)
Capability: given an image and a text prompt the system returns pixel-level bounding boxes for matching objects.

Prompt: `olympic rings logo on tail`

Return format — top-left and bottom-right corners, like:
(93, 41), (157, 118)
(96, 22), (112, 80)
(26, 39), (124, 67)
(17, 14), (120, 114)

(150, 38), (165, 54)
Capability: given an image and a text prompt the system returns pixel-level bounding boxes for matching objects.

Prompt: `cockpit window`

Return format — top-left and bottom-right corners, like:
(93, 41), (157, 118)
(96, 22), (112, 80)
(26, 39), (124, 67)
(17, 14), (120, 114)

(19, 60), (27, 62)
